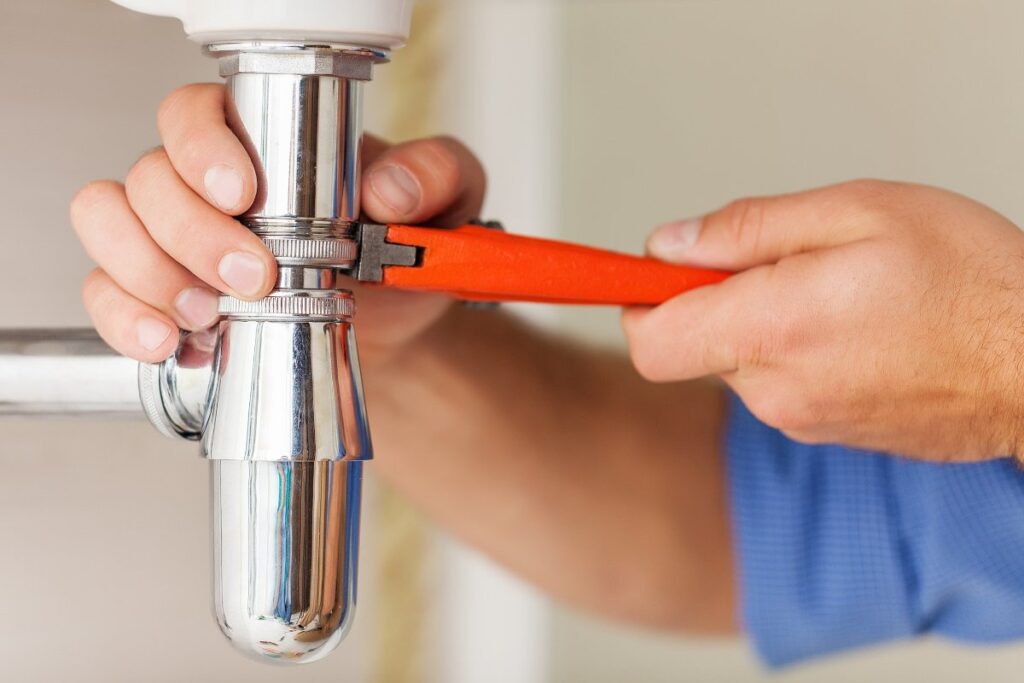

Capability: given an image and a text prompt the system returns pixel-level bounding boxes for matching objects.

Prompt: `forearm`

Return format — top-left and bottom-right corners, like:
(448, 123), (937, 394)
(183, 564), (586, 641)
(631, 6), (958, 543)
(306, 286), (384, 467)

(364, 306), (736, 633)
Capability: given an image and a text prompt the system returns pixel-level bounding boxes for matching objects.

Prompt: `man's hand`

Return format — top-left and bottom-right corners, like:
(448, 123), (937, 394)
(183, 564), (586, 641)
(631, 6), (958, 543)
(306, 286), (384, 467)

(69, 83), (485, 367)
(623, 180), (1024, 462)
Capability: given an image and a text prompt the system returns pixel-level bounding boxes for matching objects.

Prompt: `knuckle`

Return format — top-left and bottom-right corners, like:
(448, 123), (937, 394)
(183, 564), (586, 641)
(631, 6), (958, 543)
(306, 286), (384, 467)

(157, 83), (209, 130)
(124, 148), (170, 201)
(734, 311), (784, 371)
(736, 332), (776, 369)
(171, 217), (209, 254)
(719, 197), (768, 255)
(438, 134), (486, 188)
(419, 137), (462, 188)
(629, 343), (665, 383)
(158, 84), (236, 181)
(82, 268), (103, 297)
(82, 271), (115, 320)
(746, 391), (799, 432)
(129, 253), (180, 300)
(621, 311), (665, 381)
(70, 180), (120, 227)
(732, 271), (808, 370)
(175, 130), (208, 169)
(157, 86), (189, 125)
(834, 179), (904, 231)
(699, 336), (726, 376)
(623, 321), (662, 382)
(841, 178), (895, 202)
(436, 134), (486, 194)
(433, 135), (480, 169)
(748, 389), (824, 434)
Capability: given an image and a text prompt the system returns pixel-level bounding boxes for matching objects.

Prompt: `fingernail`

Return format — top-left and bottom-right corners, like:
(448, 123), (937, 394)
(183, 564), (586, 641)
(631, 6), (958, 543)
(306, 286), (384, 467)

(137, 317), (173, 352)
(647, 218), (703, 262)
(369, 165), (420, 215)
(218, 251), (267, 298)
(204, 164), (244, 212)
(174, 287), (220, 329)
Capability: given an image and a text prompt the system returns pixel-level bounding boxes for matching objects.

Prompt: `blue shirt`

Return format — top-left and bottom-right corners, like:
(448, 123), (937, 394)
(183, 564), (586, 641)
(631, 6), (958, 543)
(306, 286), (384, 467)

(726, 394), (1024, 666)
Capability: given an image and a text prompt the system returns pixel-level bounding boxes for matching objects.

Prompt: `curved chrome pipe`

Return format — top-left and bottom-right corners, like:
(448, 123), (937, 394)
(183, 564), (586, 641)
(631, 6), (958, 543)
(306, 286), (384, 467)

(213, 459), (363, 664)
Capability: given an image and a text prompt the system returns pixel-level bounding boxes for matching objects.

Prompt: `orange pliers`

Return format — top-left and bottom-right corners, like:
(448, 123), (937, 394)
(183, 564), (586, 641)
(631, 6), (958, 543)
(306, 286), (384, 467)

(354, 222), (730, 306)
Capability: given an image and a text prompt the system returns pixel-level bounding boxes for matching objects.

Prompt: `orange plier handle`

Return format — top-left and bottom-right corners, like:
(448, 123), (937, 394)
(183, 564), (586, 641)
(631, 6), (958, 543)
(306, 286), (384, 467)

(354, 223), (730, 306)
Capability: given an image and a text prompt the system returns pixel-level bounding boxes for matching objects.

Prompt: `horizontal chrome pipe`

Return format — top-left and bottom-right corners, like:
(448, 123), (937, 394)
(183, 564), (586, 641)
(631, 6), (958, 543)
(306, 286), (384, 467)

(0, 329), (141, 416)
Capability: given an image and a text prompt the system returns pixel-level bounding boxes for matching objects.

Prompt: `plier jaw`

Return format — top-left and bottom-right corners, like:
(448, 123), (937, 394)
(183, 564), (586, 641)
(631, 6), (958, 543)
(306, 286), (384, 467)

(353, 223), (420, 283)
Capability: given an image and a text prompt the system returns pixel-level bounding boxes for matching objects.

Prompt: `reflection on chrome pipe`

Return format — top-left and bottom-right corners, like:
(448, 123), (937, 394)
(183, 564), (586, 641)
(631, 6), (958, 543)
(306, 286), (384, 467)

(213, 460), (362, 663)
(0, 328), (141, 416)
(203, 316), (370, 464)
(226, 64), (365, 225)
(203, 312), (370, 662)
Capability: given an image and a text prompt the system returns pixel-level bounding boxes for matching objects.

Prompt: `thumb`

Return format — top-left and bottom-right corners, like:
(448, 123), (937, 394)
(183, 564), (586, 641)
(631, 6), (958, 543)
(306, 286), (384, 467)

(646, 182), (873, 270)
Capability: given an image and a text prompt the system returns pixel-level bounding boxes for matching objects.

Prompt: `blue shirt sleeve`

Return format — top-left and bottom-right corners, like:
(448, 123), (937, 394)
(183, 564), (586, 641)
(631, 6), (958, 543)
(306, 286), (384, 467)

(725, 393), (1024, 667)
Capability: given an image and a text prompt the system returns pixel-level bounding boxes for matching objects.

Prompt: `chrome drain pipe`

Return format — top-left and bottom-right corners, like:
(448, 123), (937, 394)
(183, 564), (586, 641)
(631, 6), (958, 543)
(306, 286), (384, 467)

(159, 41), (379, 664)
(0, 329), (141, 416)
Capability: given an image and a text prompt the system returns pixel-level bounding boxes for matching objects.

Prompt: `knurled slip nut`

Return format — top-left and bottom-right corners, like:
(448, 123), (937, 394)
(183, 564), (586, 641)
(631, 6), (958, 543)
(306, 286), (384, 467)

(261, 236), (359, 267)
(138, 363), (176, 439)
(218, 294), (355, 320)
(137, 361), (200, 441)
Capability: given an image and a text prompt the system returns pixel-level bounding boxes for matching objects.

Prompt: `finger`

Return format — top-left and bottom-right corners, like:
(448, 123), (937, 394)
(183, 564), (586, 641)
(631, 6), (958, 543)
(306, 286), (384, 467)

(83, 269), (179, 363)
(124, 148), (277, 300)
(157, 83), (258, 215)
(622, 265), (781, 382)
(71, 181), (221, 331)
(645, 180), (888, 270)
(361, 135), (487, 226)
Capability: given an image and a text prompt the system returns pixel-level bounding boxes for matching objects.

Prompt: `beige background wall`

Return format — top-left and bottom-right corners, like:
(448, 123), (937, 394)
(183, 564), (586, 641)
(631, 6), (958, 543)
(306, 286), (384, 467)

(550, 1), (1024, 681)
